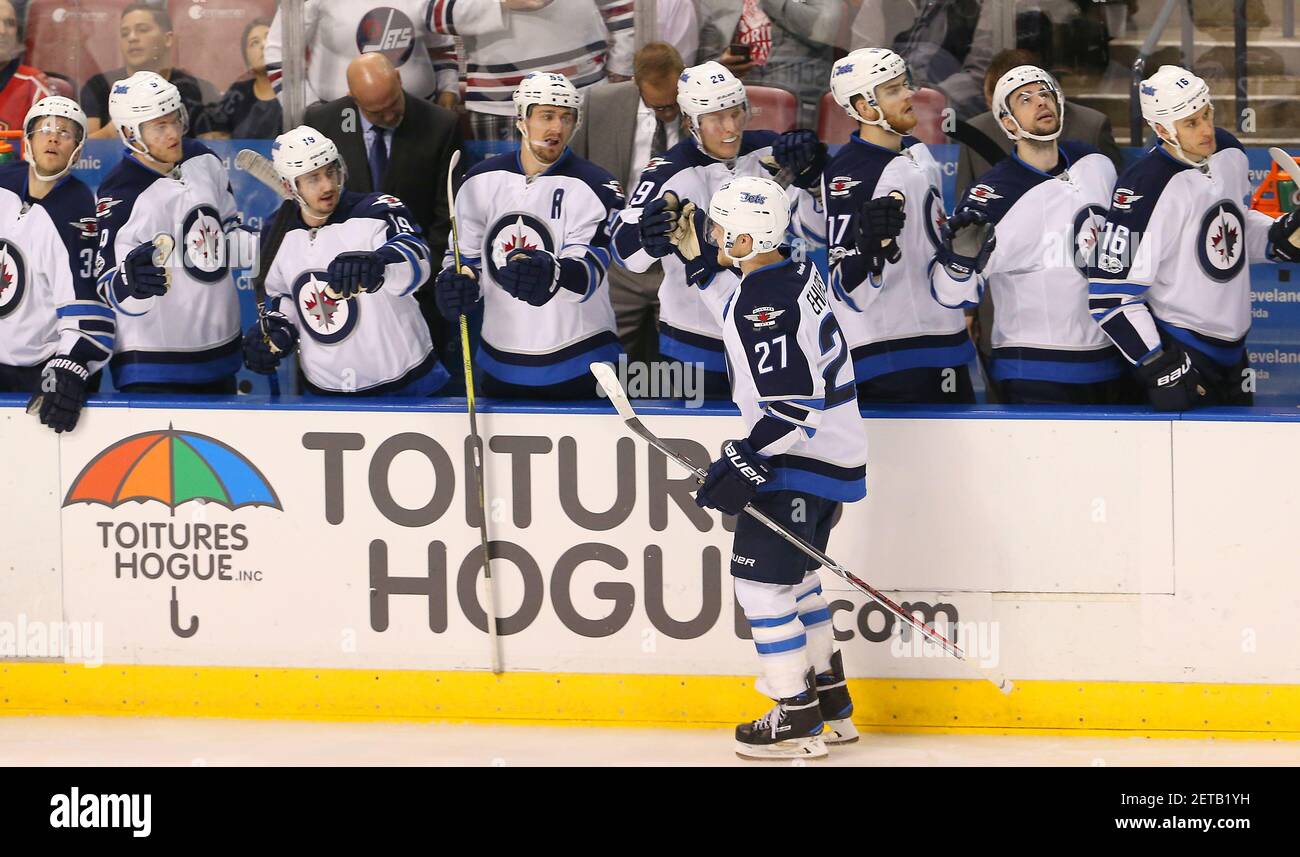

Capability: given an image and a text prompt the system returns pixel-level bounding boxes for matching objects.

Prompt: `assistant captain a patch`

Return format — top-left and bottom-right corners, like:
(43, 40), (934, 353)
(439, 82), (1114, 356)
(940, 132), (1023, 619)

(744, 306), (785, 329)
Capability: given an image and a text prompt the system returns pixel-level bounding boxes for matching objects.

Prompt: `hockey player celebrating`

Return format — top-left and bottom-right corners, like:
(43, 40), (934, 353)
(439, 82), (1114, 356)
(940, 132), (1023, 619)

(610, 60), (826, 399)
(242, 126), (448, 397)
(95, 71), (247, 394)
(433, 72), (625, 400)
(0, 97), (107, 433)
(1088, 66), (1300, 410)
(930, 66), (1138, 405)
(693, 176), (866, 760)
(822, 48), (976, 404)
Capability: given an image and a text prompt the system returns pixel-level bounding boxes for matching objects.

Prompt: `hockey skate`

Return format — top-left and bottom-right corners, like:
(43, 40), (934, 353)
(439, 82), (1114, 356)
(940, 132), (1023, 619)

(815, 650), (859, 744)
(736, 670), (828, 760)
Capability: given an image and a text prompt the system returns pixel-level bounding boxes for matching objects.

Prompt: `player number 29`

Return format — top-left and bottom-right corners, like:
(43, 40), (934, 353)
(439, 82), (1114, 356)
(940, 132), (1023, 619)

(754, 335), (788, 374)
(629, 180), (656, 207)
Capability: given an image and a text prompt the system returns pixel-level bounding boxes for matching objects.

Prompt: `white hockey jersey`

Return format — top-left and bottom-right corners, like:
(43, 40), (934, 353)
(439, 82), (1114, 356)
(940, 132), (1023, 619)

(0, 163), (110, 375)
(1088, 128), (1275, 367)
(426, 0), (634, 114)
(447, 148), (625, 387)
(611, 131), (823, 377)
(266, 0), (458, 104)
(723, 254), (867, 502)
(264, 191), (446, 395)
(931, 141), (1127, 385)
(822, 133), (974, 382)
(94, 140), (242, 388)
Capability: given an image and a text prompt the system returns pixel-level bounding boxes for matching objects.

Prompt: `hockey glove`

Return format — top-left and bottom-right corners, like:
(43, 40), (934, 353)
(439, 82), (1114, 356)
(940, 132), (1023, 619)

(854, 194), (906, 275)
(115, 240), (170, 302)
(695, 439), (772, 517)
(937, 208), (996, 279)
(434, 265), (481, 318)
(1267, 209), (1300, 263)
(27, 357), (89, 434)
(639, 192), (681, 258)
(326, 250), (389, 300)
(772, 129), (828, 190)
(1134, 344), (1206, 412)
(498, 249), (562, 307)
(242, 312), (298, 375)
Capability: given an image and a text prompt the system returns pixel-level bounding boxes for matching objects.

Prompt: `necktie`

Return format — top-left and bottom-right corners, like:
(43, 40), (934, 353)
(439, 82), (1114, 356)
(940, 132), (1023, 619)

(369, 127), (389, 191)
(651, 118), (667, 158)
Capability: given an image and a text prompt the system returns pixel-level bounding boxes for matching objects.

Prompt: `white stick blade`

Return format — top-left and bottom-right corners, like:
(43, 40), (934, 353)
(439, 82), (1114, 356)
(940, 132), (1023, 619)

(1269, 147), (1300, 185)
(590, 361), (635, 419)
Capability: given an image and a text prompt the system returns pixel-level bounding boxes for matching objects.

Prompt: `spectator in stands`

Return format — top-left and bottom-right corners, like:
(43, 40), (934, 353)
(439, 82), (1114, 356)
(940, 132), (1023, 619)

(569, 41), (685, 365)
(199, 18), (283, 141)
(656, 0), (698, 68)
(697, 0), (842, 127)
(426, 0), (634, 144)
(0, 0), (53, 134)
(82, 3), (218, 140)
(304, 53), (464, 388)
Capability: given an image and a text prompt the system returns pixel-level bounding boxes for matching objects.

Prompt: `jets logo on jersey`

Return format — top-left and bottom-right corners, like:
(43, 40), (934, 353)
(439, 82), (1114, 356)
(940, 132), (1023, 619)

(486, 212), (556, 281)
(1073, 204), (1108, 276)
(357, 7), (416, 65)
(294, 270), (358, 344)
(601, 179), (626, 199)
(1197, 200), (1246, 282)
(371, 194), (404, 209)
(743, 306), (785, 329)
(641, 157), (672, 174)
(922, 187), (946, 249)
(95, 197), (123, 220)
(1111, 188), (1143, 210)
(966, 184), (1003, 204)
(182, 205), (229, 283)
(826, 176), (861, 197)
(0, 239), (27, 319)
(71, 217), (99, 241)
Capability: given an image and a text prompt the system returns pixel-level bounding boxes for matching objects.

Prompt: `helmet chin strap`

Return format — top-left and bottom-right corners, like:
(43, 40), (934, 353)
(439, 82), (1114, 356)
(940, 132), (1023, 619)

(517, 118), (565, 169)
(26, 139), (84, 183)
(854, 93), (905, 137)
(1154, 123), (1208, 169)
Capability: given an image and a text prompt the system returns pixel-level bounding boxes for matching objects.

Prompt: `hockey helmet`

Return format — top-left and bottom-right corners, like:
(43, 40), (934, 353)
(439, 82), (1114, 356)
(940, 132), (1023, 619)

(829, 48), (911, 135)
(23, 96), (87, 182)
(108, 70), (188, 157)
(706, 176), (790, 263)
(992, 65), (1065, 142)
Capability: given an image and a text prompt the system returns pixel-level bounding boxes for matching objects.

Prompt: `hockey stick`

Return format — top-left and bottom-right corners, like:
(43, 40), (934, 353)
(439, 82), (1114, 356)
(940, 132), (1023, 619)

(590, 361), (1014, 695)
(236, 150), (293, 396)
(1269, 147), (1300, 186)
(235, 149), (292, 201)
(448, 149), (502, 674)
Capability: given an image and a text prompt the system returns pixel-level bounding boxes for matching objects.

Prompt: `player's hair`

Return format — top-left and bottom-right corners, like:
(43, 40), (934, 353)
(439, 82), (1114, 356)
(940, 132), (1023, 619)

(121, 2), (173, 33)
(634, 42), (685, 85)
(983, 49), (1039, 107)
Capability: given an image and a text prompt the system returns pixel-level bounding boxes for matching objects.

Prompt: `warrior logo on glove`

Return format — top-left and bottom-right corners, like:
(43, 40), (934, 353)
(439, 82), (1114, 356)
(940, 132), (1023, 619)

(487, 212), (556, 281)
(293, 269), (358, 344)
(0, 239), (28, 319)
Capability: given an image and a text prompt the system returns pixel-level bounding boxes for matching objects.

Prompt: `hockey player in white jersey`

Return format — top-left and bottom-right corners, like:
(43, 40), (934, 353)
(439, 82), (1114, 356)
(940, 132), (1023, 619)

(95, 71), (249, 394)
(242, 127), (447, 397)
(822, 48), (976, 404)
(610, 61), (826, 399)
(1087, 66), (1300, 410)
(0, 97), (107, 433)
(693, 177), (866, 760)
(433, 72), (625, 400)
(930, 66), (1140, 405)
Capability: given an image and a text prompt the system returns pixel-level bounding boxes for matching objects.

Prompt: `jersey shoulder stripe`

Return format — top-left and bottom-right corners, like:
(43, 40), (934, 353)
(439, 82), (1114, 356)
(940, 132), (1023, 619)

(552, 151), (626, 209)
(1100, 145), (1188, 232)
(823, 136), (899, 203)
(94, 157), (166, 226)
(958, 155), (1051, 224)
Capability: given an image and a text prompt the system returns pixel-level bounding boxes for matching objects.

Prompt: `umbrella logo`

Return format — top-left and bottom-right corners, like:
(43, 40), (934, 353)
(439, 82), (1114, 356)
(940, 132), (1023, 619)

(64, 427), (282, 511)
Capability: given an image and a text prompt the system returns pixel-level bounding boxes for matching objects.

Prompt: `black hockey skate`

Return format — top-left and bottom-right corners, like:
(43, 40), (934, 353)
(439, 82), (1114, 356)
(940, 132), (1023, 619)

(735, 669), (827, 760)
(815, 650), (859, 744)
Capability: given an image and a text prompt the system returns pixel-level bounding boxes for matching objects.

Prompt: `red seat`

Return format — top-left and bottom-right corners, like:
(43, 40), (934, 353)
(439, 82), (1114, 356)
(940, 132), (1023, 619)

(745, 85), (798, 134)
(168, 0), (277, 92)
(24, 1), (136, 89)
(816, 87), (949, 145)
(817, 91), (855, 145)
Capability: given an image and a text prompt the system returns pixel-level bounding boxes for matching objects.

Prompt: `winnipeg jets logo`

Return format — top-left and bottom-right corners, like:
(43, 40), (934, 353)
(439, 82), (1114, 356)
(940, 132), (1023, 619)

(602, 179), (625, 199)
(967, 184), (1002, 204)
(641, 156), (672, 174)
(1111, 188), (1143, 210)
(182, 205), (227, 282)
(826, 176), (860, 197)
(372, 194), (404, 209)
(0, 239), (27, 319)
(71, 217), (98, 240)
(1196, 200), (1246, 282)
(485, 212), (556, 283)
(357, 7), (416, 65)
(294, 270), (358, 344)
(95, 197), (123, 219)
(922, 186), (945, 249)
(1072, 204), (1108, 275)
(744, 306), (785, 329)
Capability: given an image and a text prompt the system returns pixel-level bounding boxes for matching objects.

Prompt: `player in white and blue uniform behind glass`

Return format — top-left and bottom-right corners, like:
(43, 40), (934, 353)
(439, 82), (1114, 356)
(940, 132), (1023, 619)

(930, 66), (1141, 405)
(94, 71), (251, 395)
(241, 126), (448, 397)
(822, 48), (976, 404)
(692, 177), (867, 760)
(434, 72), (625, 400)
(0, 97), (106, 433)
(610, 61), (826, 399)
(1088, 66), (1300, 411)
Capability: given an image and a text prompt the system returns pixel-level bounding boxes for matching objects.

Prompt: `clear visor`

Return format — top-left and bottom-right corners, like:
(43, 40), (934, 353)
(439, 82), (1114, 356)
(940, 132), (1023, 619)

(25, 116), (84, 145)
(703, 214), (724, 249)
(1012, 83), (1057, 109)
(141, 107), (189, 139)
(695, 104), (750, 133)
(295, 161), (345, 195)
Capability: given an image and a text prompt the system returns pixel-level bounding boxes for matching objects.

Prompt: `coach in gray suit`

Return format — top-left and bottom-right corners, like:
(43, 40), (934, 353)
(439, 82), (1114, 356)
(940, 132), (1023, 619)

(570, 43), (686, 365)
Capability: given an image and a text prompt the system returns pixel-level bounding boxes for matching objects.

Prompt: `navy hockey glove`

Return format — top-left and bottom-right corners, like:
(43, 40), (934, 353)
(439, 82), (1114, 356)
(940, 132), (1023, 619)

(434, 265), (481, 318)
(326, 250), (390, 300)
(937, 208), (996, 279)
(27, 357), (89, 434)
(115, 240), (169, 301)
(854, 194), (906, 275)
(695, 439), (772, 517)
(1134, 344), (1206, 413)
(498, 249), (561, 307)
(242, 312), (298, 375)
(1267, 210), (1300, 263)
(772, 129), (828, 189)
(639, 192), (680, 258)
